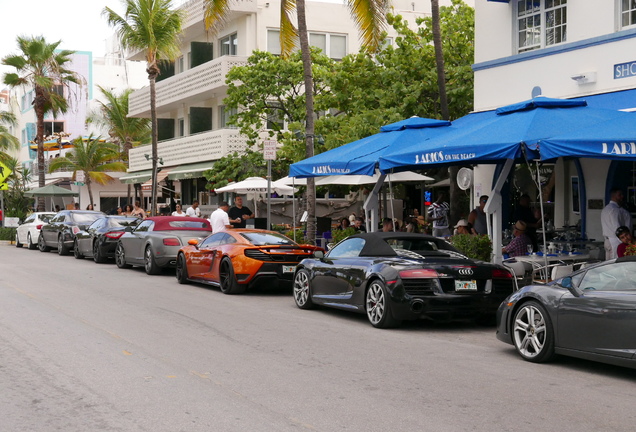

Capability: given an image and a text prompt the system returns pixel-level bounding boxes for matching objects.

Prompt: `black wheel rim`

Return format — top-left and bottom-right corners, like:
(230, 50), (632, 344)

(220, 261), (230, 291)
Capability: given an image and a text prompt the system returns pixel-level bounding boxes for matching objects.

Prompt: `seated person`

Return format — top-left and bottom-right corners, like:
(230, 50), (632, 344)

(453, 219), (473, 235)
(615, 226), (636, 257)
(502, 221), (532, 258)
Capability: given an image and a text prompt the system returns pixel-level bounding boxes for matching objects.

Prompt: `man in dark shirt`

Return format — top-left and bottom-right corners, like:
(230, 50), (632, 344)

(228, 196), (254, 228)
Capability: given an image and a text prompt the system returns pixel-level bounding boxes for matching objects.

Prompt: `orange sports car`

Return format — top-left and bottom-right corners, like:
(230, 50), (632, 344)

(175, 229), (323, 294)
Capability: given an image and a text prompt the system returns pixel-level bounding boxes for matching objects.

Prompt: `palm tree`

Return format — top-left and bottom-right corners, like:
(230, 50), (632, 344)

(86, 85), (151, 203)
(103, 0), (184, 216)
(48, 135), (128, 209)
(0, 110), (20, 163)
(203, 0), (387, 242)
(2, 36), (82, 211)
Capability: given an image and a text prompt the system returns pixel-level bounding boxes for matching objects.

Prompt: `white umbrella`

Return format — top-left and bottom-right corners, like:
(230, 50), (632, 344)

(315, 170), (433, 185)
(274, 176), (307, 186)
(215, 177), (297, 195)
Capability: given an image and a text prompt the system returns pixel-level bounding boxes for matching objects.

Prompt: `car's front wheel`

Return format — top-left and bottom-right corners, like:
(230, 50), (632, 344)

(73, 239), (84, 259)
(219, 258), (244, 294)
(27, 233), (37, 250)
(144, 246), (161, 275)
(512, 301), (555, 363)
(115, 243), (131, 269)
(366, 280), (400, 329)
(175, 253), (189, 284)
(293, 269), (314, 309)
(38, 233), (51, 252)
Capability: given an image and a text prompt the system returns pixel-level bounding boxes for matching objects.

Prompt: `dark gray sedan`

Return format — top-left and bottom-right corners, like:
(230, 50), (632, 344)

(74, 216), (140, 263)
(115, 216), (211, 275)
(496, 256), (636, 369)
(38, 210), (105, 255)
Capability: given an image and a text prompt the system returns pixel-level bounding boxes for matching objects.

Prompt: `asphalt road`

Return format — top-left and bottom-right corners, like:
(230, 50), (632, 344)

(1, 244), (636, 432)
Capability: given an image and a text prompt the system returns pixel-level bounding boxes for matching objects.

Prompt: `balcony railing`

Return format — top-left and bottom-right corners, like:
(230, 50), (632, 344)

(128, 55), (248, 118)
(128, 129), (249, 171)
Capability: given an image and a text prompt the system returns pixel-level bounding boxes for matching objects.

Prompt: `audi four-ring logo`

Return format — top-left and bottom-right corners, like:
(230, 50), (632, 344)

(458, 268), (474, 276)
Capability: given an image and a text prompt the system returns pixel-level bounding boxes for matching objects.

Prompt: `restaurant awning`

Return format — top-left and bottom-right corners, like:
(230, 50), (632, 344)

(119, 169), (153, 184)
(141, 169), (171, 192)
(167, 162), (215, 180)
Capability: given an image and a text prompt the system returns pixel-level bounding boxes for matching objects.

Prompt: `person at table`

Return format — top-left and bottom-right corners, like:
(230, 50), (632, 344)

(468, 195), (489, 235)
(513, 194), (541, 250)
(228, 196), (254, 228)
(601, 187), (633, 260)
(502, 221), (532, 258)
(615, 226), (636, 257)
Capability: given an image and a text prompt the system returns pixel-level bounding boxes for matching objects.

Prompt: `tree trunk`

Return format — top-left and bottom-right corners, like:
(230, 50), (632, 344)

(148, 68), (159, 217)
(34, 87), (46, 211)
(87, 178), (94, 210)
(296, 0), (317, 245)
(431, 0), (460, 226)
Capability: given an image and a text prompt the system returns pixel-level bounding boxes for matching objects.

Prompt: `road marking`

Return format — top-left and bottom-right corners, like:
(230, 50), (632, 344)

(190, 370), (209, 379)
(122, 350), (132, 356)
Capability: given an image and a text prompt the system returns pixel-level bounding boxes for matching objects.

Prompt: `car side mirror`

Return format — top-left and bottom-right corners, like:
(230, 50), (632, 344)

(560, 276), (572, 288)
(313, 250), (324, 259)
(188, 239), (199, 248)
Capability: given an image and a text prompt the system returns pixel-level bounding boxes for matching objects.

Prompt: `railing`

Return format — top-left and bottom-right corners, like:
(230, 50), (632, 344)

(128, 129), (249, 171)
(128, 55), (248, 117)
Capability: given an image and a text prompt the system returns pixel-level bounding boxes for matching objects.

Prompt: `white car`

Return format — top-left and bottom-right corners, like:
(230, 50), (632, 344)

(15, 212), (56, 250)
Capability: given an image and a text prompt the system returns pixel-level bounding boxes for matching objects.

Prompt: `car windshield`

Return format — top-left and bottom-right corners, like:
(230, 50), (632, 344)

(40, 214), (53, 223)
(71, 213), (103, 224)
(241, 232), (296, 246)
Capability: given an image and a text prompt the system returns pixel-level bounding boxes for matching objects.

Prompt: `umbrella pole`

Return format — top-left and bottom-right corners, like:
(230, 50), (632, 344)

(388, 173), (396, 231)
(292, 178), (296, 243)
(535, 161), (549, 274)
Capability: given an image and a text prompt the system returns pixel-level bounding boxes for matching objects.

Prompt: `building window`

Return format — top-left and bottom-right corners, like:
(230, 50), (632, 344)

(178, 118), (185, 137)
(219, 106), (237, 129)
(309, 32), (347, 59)
(266, 102), (284, 130)
(177, 56), (184, 73)
(267, 29), (282, 55)
(517, 0), (566, 53)
(220, 33), (238, 56)
(621, 0), (636, 28)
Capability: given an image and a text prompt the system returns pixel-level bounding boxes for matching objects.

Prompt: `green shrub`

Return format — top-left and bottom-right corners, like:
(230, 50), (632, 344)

(285, 229), (309, 244)
(331, 227), (357, 245)
(0, 227), (17, 241)
(449, 234), (492, 262)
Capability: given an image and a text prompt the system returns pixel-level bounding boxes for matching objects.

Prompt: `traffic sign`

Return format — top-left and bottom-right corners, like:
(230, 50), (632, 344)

(0, 160), (10, 183)
(263, 139), (277, 160)
(76, 170), (85, 182)
(73, 182), (85, 186)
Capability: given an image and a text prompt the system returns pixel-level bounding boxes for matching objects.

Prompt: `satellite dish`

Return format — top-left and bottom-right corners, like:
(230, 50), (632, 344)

(457, 168), (473, 190)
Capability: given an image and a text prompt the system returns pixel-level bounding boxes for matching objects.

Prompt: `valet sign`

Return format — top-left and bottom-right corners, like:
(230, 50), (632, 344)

(614, 60), (636, 79)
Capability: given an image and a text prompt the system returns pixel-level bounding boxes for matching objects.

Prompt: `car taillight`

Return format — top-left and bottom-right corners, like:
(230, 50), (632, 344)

(105, 231), (125, 240)
(36, 224), (43, 230)
(492, 268), (513, 279)
(163, 238), (181, 246)
(399, 269), (439, 278)
(72, 226), (80, 234)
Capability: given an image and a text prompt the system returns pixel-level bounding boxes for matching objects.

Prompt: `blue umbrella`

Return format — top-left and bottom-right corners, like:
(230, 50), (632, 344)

(537, 111), (636, 161)
(288, 117), (451, 178)
(379, 97), (629, 172)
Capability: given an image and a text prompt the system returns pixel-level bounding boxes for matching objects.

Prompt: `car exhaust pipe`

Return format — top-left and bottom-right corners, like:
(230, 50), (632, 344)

(410, 299), (424, 313)
(169, 260), (176, 265)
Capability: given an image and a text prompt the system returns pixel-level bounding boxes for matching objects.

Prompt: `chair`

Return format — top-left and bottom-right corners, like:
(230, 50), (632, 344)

(551, 264), (574, 281)
(503, 260), (534, 290)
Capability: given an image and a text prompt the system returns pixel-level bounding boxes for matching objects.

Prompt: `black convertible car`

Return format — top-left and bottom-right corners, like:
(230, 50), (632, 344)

(496, 256), (636, 370)
(293, 232), (515, 328)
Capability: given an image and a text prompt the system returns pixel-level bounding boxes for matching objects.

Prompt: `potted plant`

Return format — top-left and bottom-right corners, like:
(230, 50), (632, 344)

(449, 234), (493, 262)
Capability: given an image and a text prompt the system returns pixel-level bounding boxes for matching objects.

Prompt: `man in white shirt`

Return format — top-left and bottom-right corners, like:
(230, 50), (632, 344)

(186, 200), (201, 218)
(601, 187), (633, 259)
(209, 202), (236, 233)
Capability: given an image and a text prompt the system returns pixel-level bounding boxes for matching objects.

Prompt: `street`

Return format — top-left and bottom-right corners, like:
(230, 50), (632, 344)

(2, 245), (636, 432)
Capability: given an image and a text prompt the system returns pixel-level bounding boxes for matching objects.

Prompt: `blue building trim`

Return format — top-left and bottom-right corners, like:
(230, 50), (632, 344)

(473, 28), (636, 72)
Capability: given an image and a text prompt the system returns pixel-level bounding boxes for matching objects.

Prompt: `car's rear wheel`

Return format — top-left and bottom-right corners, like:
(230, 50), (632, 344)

(73, 239), (84, 259)
(115, 243), (131, 269)
(219, 258), (244, 294)
(144, 246), (161, 275)
(366, 280), (400, 329)
(293, 269), (314, 309)
(38, 233), (51, 252)
(512, 301), (555, 363)
(15, 233), (23, 248)
(57, 235), (69, 256)
(93, 240), (106, 263)
(175, 253), (189, 284)
(27, 233), (37, 250)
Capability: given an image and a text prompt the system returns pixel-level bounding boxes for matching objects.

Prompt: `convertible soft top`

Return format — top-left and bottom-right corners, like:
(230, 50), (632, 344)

(147, 216), (211, 232)
(349, 232), (458, 257)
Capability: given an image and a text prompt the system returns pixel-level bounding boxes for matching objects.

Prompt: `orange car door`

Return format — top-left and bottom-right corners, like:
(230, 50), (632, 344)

(203, 233), (236, 283)
(188, 233), (224, 279)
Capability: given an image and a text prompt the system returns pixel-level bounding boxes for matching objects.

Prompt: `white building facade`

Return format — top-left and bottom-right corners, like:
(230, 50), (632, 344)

(472, 0), (636, 243)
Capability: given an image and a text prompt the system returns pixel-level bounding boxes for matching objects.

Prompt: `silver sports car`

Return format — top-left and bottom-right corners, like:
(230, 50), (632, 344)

(115, 216), (211, 275)
(496, 255), (636, 370)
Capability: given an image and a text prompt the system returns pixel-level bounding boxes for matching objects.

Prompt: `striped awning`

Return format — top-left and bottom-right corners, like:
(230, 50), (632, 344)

(167, 162), (215, 180)
(141, 169), (171, 192)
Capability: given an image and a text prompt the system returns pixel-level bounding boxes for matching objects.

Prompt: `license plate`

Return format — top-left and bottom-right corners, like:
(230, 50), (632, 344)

(455, 280), (477, 291)
(282, 265), (296, 273)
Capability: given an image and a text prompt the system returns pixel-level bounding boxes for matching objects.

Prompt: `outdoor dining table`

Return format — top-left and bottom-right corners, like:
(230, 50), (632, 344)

(511, 252), (592, 282)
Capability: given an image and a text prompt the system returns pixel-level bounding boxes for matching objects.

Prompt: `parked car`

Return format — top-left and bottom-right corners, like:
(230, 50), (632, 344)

(175, 229), (324, 294)
(496, 256), (636, 370)
(73, 216), (141, 263)
(115, 216), (211, 275)
(38, 210), (106, 255)
(15, 212), (56, 250)
(293, 232), (515, 328)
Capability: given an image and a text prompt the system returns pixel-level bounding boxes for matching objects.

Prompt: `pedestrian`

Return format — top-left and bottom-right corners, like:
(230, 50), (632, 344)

(382, 217), (394, 232)
(209, 201), (232, 233)
(615, 226), (636, 257)
(86, 204), (94, 210)
(427, 193), (451, 237)
(131, 201), (146, 219)
(186, 200), (201, 218)
(601, 187), (633, 259)
(116, 207), (123, 215)
(353, 217), (366, 232)
(336, 217), (350, 230)
(405, 216), (419, 233)
(228, 196), (254, 228)
(172, 204), (186, 216)
(123, 204), (133, 216)
(502, 221), (532, 258)
(468, 195), (489, 235)
(453, 219), (474, 235)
